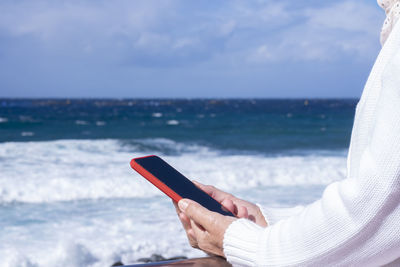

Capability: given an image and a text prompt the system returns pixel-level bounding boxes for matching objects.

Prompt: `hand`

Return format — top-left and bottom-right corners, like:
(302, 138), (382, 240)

(192, 181), (268, 227)
(173, 182), (267, 256)
(177, 198), (236, 257)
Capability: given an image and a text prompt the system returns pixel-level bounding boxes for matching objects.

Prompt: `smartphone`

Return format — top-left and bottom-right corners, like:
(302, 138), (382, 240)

(130, 155), (234, 217)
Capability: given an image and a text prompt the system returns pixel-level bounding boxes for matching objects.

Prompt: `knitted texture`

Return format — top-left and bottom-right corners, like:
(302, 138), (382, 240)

(223, 16), (400, 267)
(379, 0), (400, 44)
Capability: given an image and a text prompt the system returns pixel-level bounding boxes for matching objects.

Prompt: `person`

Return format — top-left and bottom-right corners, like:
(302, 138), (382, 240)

(173, 1), (400, 266)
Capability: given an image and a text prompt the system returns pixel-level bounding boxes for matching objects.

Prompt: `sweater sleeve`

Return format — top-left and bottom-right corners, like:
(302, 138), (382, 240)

(223, 25), (400, 267)
(224, 176), (400, 266)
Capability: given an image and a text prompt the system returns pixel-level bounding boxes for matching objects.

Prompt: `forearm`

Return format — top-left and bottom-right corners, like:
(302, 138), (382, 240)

(224, 177), (400, 266)
(223, 25), (400, 266)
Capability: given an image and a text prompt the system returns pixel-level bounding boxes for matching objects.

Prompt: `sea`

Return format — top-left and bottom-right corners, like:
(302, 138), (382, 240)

(0, 98), (357, 267)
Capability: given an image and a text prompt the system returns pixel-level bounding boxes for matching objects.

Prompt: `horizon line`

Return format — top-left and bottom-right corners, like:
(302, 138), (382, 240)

(0, 97), (360, 100)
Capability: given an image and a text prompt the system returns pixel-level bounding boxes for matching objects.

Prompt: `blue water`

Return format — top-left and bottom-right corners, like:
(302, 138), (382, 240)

(0, 98), (356, 266)
(0, 99), (356, 153)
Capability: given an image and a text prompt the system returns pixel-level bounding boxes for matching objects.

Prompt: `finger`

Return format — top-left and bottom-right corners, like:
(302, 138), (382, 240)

(189, 218), (206, 240)
(189, 218), (224, 257)
(221, 199), (236, 214)
(192, 181), (213, 195)
(237, 206), (249, 219)
(187, 228), (196, 241)
(177, 205), (198, 247)
(174, 200), (192, 231)
(173, 201), (199, 248)
(178, 199), (218, 229)
(179, 212), (191, 230)
(181, 214), (198, 247)
(192, 180), (204, 187)
(193, 181), (230, 203)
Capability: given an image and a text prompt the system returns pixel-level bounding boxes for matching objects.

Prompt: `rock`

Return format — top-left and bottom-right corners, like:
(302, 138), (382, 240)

(138, 254), (166, 263)
(137, 254), (188, 263)
(167, 256), (187, 261)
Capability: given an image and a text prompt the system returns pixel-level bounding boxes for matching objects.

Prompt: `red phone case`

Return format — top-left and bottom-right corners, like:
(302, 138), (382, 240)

(131, 155), (235, 217)
(130, 155), (183, 202)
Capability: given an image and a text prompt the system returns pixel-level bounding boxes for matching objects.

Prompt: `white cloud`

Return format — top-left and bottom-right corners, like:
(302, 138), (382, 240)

(305, 1), (380, 35)
(245, 0), (383, 63)
(0, 1), (175, 39)
(219, 20), (236, 37)
(173, 38), (198, 50)
(248, 45), (274, 63)
(0, 0), (384, 68)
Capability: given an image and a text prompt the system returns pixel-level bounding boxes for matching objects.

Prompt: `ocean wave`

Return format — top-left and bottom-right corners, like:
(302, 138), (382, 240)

(0, 198), (204, 267)
(0, 139), (347, 204)
(120, 138), (216, 155)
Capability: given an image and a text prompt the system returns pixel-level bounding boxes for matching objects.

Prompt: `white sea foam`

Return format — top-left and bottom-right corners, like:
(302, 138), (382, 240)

(0, 139), (346, 204)
(21, 132), (34, 137)
(166, 120), (179, 125)
(19, 115), (35, 122)
(0, 199), (204, 267)
(0, 139), (348, 267)
(152, 112), (163, 118)
(75, 120), (88, 125)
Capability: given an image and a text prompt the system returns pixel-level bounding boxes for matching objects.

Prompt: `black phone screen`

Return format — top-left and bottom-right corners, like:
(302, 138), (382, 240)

(134, 156), (234, 217)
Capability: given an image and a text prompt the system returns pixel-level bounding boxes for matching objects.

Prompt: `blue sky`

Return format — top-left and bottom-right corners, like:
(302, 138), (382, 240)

(0, 0), (385, 98)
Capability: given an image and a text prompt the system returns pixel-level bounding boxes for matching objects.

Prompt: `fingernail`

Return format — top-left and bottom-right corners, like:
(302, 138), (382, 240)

(178, 200), (189, 211)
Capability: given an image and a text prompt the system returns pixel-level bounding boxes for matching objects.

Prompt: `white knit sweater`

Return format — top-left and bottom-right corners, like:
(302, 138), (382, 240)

(379, 0), (400, 44)
(223, 13), (400, 267)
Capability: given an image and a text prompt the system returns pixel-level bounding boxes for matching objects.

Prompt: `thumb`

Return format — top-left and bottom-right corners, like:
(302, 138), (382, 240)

(178, 199), (215, 228)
